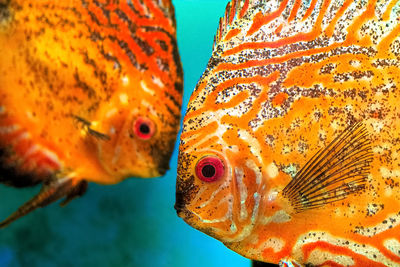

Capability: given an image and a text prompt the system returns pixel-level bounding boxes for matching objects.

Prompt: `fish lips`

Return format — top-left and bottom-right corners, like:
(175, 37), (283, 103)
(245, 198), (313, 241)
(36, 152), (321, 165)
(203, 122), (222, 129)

(174, 199), (201, 232)
(175, 180), (223, 240)
(174, 201), (191, 219)
(157, 165), (169, 176)
(174, 190), (192, 219)
(174, 199), (220, 240)
(174, 175), (199, 219)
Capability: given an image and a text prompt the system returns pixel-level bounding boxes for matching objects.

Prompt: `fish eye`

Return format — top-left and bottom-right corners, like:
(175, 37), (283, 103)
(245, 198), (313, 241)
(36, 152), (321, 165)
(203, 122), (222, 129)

(195, 156), (225, 182)
(133, 117), (155, 140)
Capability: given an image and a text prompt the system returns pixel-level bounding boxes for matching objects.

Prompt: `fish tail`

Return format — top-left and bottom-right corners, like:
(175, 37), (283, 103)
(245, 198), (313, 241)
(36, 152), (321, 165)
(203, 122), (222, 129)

(0, 177), (87, 228)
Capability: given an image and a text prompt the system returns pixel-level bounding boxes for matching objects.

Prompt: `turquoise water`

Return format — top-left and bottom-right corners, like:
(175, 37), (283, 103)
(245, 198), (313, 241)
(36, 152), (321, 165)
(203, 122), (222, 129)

(0, 1), (250, 266)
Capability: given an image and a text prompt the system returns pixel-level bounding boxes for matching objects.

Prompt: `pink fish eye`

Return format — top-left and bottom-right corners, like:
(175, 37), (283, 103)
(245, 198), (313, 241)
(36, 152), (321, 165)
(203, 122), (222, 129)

(133, 117), (155, 140)
(195, 156), (225, 182)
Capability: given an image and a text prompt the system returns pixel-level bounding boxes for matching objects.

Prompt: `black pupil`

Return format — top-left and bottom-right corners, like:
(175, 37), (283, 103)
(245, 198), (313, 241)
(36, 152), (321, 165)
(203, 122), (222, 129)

(139, 123), (150, 134)
(202, 164), (216, 178)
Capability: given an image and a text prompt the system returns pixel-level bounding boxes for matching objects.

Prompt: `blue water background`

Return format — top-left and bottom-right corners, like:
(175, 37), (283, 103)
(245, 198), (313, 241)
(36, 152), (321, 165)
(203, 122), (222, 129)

(0, 1), (250, 266)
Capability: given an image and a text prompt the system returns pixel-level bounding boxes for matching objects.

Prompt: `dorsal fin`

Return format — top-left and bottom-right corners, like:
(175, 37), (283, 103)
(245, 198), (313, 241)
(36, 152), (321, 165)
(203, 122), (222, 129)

(213, 0), (251, 48)
(137, 0), (175, 22)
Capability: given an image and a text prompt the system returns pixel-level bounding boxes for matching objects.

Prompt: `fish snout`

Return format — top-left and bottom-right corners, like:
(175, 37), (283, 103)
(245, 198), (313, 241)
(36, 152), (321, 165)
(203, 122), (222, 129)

(174, 190), (186, 216)
(175, 152), (199, 218)
(174, 199), (193, 220)
(157, 165), (169, 176)
(154, 148), (171, 176)
(175, 176), (199, 220)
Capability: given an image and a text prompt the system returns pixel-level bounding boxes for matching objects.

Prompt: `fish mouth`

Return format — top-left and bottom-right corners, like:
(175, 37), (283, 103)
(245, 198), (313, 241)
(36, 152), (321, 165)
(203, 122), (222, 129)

(157, 165), (169, 176)
(174, 191), (194, 219)
(174, 191), (186, 216)
(154, 150), (171, 176)
(174, 202), (184, 216)
(174, 203), (219, 239)
(174, 202), (194, 224)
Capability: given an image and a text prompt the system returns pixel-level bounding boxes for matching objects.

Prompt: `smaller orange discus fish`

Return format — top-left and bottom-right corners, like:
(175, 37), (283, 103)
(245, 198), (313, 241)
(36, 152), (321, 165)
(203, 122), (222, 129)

(0, 0), (182, 227)
(176, 0), (400, 266)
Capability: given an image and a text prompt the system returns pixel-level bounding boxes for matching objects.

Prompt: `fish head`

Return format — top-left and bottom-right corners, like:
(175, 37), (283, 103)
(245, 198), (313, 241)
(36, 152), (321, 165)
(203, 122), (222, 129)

(175, 88), (281, 244)
(94, 74), (182, 181)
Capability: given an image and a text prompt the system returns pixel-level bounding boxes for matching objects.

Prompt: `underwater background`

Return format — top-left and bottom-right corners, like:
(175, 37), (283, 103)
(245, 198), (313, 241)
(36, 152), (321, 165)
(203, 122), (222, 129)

(0, 0), (251, 266)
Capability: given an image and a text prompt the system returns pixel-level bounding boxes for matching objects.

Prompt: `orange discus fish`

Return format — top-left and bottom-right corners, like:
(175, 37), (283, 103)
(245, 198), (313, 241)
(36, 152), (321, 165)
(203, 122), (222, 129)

(175, 0), (400, 266)
(0, 0), (182, 227)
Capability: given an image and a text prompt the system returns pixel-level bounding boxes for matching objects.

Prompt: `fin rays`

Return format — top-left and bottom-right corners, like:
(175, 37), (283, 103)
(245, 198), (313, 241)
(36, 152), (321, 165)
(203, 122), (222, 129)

(282, 122), (373, 212)
(72, 115), (110, 141)
(214, 0), (251, 48)
(0, 177), (87, 228)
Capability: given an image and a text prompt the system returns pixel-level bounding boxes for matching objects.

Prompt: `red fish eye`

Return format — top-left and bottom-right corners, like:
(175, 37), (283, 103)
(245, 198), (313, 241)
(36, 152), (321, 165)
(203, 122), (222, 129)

(195, 156), (225, 182)
(133, 117), (155, 140)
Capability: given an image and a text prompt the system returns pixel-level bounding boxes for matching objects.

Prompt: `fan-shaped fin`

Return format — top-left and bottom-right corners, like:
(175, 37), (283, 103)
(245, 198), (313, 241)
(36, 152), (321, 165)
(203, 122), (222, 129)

(72, 115), (110, 141)
(282, 122), (373, 212)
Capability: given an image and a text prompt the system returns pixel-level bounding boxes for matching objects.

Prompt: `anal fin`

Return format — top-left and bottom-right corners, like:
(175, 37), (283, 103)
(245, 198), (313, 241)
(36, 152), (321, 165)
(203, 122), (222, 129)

(0, 176), (87, 228)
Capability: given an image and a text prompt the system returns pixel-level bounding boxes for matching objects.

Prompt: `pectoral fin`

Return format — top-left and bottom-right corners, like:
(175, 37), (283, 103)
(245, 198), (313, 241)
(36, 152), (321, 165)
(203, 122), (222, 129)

(282, 122), (373, 212)
(72, 115), (110, 140)
(0, 176), (87, 228)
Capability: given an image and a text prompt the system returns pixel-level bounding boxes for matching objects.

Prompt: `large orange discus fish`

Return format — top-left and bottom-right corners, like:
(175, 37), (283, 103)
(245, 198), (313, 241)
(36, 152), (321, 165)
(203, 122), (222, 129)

(0, 0), (182, 227)
(175, 0), (400, 265)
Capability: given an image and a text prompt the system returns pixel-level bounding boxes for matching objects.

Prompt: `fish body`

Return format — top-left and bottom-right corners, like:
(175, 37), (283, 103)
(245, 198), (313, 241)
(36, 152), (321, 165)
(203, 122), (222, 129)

(0, 0), (182, 226)
(175, 0), (400, 266)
